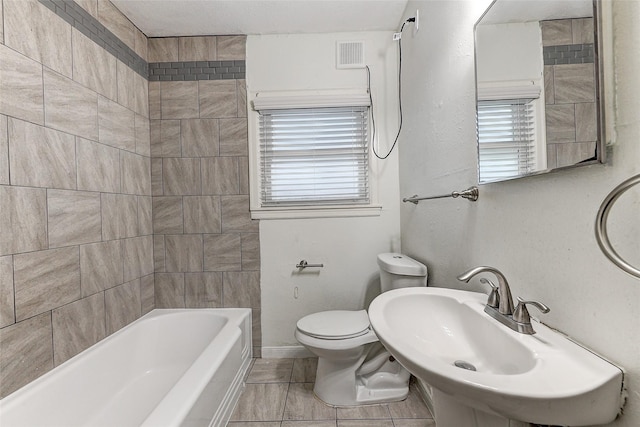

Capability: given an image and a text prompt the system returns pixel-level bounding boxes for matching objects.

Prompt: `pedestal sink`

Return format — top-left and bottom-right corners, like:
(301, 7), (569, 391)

(368, 287), (625, 426)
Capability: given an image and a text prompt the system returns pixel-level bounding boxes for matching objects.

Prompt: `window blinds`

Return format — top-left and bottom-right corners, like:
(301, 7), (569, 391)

(477, 99), (536, 183)
(259, 106), (369, 206)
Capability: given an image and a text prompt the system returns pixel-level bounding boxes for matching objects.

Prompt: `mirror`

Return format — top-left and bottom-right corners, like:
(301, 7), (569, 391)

(474, 0), (605, 184)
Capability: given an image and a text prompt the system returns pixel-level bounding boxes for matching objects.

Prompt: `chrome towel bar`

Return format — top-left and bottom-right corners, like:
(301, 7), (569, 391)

(595, 173), (640, 279)
(296, 260), (324, 269)
(403, 186), (479, 204)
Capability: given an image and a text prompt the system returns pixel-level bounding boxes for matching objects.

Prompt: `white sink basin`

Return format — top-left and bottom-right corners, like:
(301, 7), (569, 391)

(369, 287), (624, 426)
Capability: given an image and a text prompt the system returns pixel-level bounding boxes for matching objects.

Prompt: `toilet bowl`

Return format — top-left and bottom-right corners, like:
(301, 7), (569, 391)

(295, 253), (427, 406)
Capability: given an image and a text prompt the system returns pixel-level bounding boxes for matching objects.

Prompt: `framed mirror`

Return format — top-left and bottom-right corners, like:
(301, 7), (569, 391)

(474, 0), (605, 184)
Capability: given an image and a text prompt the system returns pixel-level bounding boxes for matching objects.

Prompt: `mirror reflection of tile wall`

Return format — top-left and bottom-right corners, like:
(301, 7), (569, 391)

(542, 18), (597, 169)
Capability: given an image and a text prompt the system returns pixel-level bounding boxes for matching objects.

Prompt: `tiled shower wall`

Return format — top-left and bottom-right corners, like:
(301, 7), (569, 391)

(0, 0), (152, 398)
(541, 18), (597, 168)
(148, 36), (261, 356)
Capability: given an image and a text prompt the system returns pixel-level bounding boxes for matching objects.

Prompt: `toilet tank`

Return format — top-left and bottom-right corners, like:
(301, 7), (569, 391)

(377, 253), (428, 292)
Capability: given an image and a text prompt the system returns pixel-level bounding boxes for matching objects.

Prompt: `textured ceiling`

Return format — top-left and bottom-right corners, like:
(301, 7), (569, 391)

(111, 0), (410, 37)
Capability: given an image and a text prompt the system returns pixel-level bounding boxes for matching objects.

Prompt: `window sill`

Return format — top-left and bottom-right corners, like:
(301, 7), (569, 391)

(251, 205), (382, 220)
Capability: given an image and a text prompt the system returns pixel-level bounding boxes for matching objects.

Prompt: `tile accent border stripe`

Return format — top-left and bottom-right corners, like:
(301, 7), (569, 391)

(38, 0), (246, 82)
(543, 43), (594, 65)
(38, 0), (148, 78)
(148, 61), (246, 81)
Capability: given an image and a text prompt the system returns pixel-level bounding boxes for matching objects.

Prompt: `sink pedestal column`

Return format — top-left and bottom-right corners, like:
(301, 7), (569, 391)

(431, 389), (528, 427)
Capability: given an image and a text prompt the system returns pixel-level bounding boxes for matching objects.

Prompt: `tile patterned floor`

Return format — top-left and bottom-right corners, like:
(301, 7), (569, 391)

(228, 358), (436, 427)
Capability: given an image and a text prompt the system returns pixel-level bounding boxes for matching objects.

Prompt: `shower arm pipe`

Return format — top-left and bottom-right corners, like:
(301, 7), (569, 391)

(595, 173), (640, 279)
(403, 186), (479, 204)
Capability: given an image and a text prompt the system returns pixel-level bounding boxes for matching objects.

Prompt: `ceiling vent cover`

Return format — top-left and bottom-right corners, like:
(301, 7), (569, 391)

(337, 41), (365, 69)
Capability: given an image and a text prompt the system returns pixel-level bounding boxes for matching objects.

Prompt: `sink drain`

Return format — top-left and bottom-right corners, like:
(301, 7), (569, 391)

(454, 360), (477, 371)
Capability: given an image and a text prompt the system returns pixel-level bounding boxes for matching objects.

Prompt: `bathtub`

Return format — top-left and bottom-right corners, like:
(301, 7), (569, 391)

(0, 308), (252, 427)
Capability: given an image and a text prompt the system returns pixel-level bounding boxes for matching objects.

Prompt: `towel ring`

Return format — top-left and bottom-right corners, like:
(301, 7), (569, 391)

(595, 173), (640, 279)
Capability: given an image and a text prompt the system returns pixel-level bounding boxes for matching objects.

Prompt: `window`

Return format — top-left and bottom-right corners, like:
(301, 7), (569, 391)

(249, 92), (380, 219)
(477, 98), (537, 183)
(258, 106), (369, 207)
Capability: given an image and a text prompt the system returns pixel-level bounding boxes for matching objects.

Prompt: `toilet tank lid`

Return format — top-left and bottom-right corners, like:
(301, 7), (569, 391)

(377, 253), (427, 276)
(297, 310), (370, 338)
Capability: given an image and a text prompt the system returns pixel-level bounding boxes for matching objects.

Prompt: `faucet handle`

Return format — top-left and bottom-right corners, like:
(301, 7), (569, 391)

(479, 278), (499, 309)
(513, 297), (550, 324)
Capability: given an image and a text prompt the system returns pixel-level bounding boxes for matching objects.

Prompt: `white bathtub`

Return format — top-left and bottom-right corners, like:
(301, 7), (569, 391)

(0, 308), (252, 427)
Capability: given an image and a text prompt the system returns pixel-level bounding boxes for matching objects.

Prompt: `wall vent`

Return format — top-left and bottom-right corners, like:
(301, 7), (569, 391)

(336, 41), (365, 69)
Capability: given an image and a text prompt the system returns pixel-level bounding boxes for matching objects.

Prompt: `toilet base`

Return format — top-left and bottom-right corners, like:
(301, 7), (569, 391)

(313, 344), (411, 406)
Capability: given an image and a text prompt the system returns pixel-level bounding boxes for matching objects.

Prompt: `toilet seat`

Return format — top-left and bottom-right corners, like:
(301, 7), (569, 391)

(297, 310), (371, 340)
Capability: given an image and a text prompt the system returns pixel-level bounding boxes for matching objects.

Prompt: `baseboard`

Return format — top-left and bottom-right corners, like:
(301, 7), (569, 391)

(261, 345), (313, 358)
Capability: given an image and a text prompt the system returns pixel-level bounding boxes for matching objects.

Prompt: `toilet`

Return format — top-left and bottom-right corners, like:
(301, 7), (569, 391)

(294, 253), (428, 406)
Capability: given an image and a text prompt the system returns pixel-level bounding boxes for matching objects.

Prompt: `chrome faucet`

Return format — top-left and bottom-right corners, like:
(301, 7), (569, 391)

(457, 266), (550, 334)
(457, 266), (515, 315)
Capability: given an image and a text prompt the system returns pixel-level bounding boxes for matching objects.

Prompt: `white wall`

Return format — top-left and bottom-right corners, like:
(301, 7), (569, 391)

(399, 1), (639, 426)
(246, 32), (401, 350)
(476, 22), (543, 83)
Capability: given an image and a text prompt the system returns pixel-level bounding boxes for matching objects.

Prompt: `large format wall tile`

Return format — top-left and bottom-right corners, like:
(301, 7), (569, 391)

(220, 118), (248, 156)
(545, 104), (576, 144)
(222, 195), (258, 232)
(204, 233), (241, 271)
(117, 61), (138, 114)
(553, 64), (595, 104)
(140, 274), (155, 314)
(150, 120), (181, 157)
(97, 0), (135, 52)
(80, 240), (124, 297)
(152, 196), (184, 234)
(102, 193), (139, 240)
(44, 69), (98, 141)
(0, 115), (8, 185)
(76, 137), (121, 193)
(0, 256), (15, 328)
(149, 38), (179, 63)
(163, 157), (202, 195)
(185, 272), (222, 308)
(181, 119), (219, 157)
(135, 114), (151, 156)
(52, 293), (105, 365)
(242, 233), (261, 271)
(184, 196), (221, 233)
(202, 157), (239, 195)
(121, 151), (151, 196)
(105, 279), (141, 335)
(138, 196), (153, 236)
(13, 247), (80, 321)
(179, 36), (217, 61)
(0, 313), (53, 398)
(165, 234), (204, 272)
(123, 236), (154, 282)
(72, 28), (117, 101)
(98, 95), (136, 151)
(4, 0), (72, 78)
(155, 273), (185, 308)
(0, 186), (47, 256)
(8, 118), (76, 190)
(48, 190), (102, 248)
(149, 82), (161, 119)
(161, 82), (199, 119)
(199, 80), (237, 118)
(217, 36), (246, 60)
(0, 44), (44, 125)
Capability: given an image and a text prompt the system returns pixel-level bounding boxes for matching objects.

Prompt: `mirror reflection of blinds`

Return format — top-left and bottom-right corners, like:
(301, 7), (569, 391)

(259, 106), (369, 206)
(477, 99), (536, 184)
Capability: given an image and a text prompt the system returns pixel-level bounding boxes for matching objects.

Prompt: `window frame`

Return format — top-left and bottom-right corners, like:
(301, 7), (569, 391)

(248, 90), (381, 220)
(476, 80), (547, 184)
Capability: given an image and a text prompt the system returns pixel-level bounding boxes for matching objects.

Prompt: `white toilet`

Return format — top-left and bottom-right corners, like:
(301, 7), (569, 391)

(295, 253), (428, 406)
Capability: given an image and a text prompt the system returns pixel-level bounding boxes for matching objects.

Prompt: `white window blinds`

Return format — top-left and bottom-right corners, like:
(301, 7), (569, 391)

(259, 106), (369, 207)
(477, 99), (536, 183)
